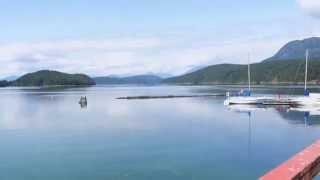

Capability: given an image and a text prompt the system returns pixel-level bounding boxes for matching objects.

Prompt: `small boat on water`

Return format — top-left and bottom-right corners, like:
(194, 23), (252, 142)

(290, 50), (320, 106)
(291, 93), (320, 106)
(224, 54), (270, 105)
(79, 96), (87, 108)
(224, 96), (271, 105)
(225, 50), (320, 106)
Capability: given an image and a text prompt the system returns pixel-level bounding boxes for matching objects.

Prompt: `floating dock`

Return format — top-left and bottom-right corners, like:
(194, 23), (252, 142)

(117, 94), (225, 100)
(225, 97), (298, 106)
(262, 99), (297, 106)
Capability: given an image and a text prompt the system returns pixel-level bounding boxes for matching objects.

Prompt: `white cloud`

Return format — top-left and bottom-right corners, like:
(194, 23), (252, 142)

(0, 36), (294, 78)
(297, 0), (320, 18)
(0, 26), (317, 79)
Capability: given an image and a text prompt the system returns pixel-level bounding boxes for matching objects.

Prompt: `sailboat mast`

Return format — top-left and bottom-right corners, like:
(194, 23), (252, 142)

(305, 49), (309, 91)
(248, 54), (251, 92)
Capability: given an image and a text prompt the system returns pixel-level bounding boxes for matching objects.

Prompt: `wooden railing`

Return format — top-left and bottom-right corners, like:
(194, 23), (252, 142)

(260, 140), (320, 180)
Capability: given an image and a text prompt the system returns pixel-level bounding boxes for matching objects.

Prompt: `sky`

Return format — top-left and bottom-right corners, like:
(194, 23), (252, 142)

(0, 0), (320, 78)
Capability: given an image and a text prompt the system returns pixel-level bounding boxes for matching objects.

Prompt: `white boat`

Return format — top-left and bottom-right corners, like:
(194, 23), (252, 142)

(291, 93), (320, 106)
(224, 96), (272, 105)
(224, 54), (270, 105)
(290, 50), (320, 106)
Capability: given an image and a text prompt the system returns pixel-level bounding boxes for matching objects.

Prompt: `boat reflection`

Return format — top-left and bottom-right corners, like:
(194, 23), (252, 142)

(227, 104), (267, 113)
(226, 105), (257, 162)
(289, 105), (320, 116)
(286, 105), (320, 126)
(80, 102), (87, 109)
(227, 104), (320, 127)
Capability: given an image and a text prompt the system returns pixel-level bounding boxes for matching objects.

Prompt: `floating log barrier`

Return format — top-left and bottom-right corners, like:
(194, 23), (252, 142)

(116, 94), (225, 100)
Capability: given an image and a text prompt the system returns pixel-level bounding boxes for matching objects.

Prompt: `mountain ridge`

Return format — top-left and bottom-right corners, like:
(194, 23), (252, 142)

(163, 59), (320, 85)
(264, 37), (320, 62)
(164, 37), (320, 84)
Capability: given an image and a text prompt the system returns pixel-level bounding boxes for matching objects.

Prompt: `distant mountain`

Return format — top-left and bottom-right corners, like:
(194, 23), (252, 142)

(164, 37), (320, 85)
(12, 70), (96, 86)
(264, 37), (320, 61)
(1, 75), (18, 81)
(94, 75), (162, 85)
(150, 73), (173, 78)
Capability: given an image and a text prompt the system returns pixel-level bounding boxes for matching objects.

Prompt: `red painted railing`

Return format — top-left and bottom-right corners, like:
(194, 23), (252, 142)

(260, 140), (320, 180)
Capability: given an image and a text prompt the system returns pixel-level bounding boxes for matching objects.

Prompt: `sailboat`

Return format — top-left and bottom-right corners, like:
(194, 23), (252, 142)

(224, 54), (271, 105)
(291, 49), (320, 106)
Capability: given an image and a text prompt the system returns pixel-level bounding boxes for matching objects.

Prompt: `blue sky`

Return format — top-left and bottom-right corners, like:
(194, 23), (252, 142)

(0, 0), (299, 41)
(0, 0), (319, 78)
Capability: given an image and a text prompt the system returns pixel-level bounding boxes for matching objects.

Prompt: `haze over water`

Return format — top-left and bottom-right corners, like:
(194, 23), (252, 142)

(0, 85), (320, 180)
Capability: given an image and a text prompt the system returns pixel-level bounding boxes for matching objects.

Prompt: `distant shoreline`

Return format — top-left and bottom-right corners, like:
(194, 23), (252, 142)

(162, 82), (320, 86)
(2, 83), (320, 89)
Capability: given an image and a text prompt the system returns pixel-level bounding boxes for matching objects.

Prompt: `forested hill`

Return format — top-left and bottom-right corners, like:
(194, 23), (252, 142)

(0, 80), (10, 87)
(163, 59), (320, 85)
(12, 70), (96, 86)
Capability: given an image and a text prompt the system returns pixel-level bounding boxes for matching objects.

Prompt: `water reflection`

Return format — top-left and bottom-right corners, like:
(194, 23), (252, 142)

(226, 105), (258, 163)
(225, 102), (320, 176)
(1, 86), (320, 179)
(79, 102), (87, 109)
(227, 104), (320, 127)
(286, 106), (320, 126)
(227, 104), (267, 113)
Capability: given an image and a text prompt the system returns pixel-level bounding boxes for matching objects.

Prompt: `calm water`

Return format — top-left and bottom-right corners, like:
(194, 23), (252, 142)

(0, 85), (320, 180)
